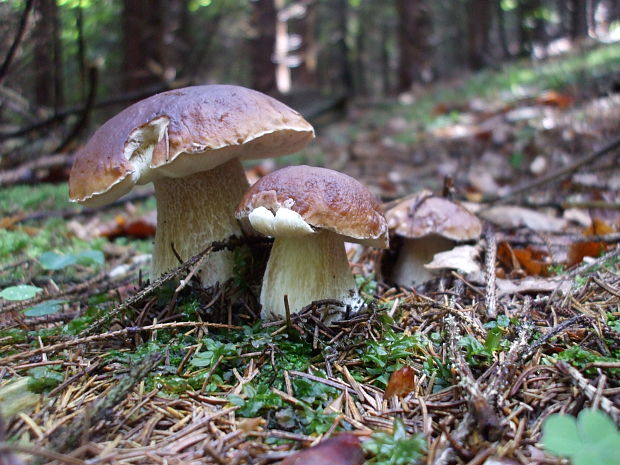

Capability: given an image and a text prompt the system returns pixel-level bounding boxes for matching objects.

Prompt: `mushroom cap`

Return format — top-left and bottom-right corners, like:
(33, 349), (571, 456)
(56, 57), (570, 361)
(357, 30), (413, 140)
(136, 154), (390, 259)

(69, 85), (315, 207)
(236, 165), (389, 248)
(386, 191), (482, 241)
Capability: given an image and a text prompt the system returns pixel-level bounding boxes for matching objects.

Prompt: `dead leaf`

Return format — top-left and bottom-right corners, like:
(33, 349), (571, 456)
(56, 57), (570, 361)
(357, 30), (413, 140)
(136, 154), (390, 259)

(480, 206), (567, 232)
(278, 434), (365, 465)
(495, 276), (571, 297)
(536, 90), (574, 108)
(98, 213), (156, 240)
(567, 218), (616, 266)
(384, 366), (415, 399)
(497, 241), (550, 277)
(425, 245), (481, 274)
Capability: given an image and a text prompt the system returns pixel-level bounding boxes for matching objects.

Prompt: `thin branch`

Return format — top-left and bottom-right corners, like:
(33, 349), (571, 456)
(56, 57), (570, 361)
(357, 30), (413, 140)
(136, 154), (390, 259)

(53, 63), (98, 153)
(485, 135), (620, 204)
(0, 0), (35, 84)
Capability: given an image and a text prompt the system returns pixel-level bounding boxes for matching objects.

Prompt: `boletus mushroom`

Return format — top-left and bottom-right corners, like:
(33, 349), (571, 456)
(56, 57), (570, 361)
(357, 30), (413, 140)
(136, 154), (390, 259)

(235, 165), (388, 320)
(385, 191), (482, 287)
(69, 85), (314, 286)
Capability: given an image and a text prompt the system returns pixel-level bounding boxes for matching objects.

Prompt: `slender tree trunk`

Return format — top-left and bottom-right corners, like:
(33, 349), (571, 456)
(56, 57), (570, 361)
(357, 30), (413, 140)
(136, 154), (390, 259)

(335, 0), (353, 94)
(380, 20), (391, 95)
(33, 0), (63, 111)
(274, 0), (291, 93)
(354, 5), (367, 96)
(250, 0), (277, 93)
(298, 0), (318, 87)
(569, 0), (589, 39)
(495, 0), (510, 58)
(396, 0), (432, 92)
(122, 0), (167, 91)
(467, 0), (491, 70)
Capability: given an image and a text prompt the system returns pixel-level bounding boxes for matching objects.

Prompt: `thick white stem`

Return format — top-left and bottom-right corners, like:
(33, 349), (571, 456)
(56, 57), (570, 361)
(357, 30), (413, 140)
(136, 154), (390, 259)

(152, 158), (249, 286)
(260, 231), (361, 320)
(392, 235), (455, 287)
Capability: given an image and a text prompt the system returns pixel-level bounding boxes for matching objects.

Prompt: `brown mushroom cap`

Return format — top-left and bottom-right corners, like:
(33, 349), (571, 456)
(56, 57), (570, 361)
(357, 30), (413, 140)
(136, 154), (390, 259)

(236, 165), (388, 247)
(69, 85), (314, 207)
(386, 191), (482, 241)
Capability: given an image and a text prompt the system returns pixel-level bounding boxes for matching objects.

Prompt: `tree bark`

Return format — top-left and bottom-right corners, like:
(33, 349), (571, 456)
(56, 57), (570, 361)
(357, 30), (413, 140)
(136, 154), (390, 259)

(569, 0), (589, 39)
(467, 0), (491, 70)
(396, 0), (432, 92)
(335, 0), (353, 94)
(122, 0), (168, 91)
(297, 0), (318, 87)
(33, 0), (63, 111)
(250, 0), (277, 93)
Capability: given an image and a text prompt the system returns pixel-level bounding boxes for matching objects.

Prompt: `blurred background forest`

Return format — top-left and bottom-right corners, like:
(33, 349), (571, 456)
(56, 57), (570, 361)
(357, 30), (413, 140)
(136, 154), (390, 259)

(1, 0), (620, 170)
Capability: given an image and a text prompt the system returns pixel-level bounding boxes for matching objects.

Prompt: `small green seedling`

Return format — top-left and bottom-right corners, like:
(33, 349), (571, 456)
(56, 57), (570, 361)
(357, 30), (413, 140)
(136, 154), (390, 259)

(542, 409), (620, 465)
(363, 418), (426, 465)
(39, 250), (104, 270)
(0, 284), (42, 301)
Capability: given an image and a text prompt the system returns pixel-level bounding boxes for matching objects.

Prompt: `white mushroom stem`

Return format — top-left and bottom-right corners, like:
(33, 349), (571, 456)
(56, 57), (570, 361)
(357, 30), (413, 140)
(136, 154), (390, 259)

(152, 158), (248, 286)
(261, 230), (361, 320)
(392, 235), (455, 287)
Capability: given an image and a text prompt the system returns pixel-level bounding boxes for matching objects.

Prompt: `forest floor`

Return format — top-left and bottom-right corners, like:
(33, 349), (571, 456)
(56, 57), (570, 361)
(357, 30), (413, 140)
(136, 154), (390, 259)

(1, 43), (620, 465)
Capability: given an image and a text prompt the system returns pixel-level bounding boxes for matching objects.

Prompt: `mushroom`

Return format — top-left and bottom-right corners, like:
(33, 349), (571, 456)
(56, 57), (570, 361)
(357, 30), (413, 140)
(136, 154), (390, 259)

(235, 165), (388, 320)
(385, 191), (482, 287)
(69, 85), (314, 286)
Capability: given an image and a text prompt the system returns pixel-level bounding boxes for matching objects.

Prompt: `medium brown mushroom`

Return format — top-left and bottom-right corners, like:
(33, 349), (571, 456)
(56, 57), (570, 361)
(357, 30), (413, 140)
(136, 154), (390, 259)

(236, 165), (388, 320)
(385, 191), (482, 287)
(69, 85), (314, 286)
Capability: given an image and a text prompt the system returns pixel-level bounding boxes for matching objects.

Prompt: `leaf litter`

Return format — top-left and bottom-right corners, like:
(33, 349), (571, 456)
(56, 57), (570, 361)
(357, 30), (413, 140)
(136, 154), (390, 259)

(1, 51), (620, 465)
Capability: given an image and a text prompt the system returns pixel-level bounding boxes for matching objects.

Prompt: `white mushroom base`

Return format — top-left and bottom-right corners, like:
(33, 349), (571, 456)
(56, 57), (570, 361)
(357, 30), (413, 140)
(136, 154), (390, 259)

(260, 231), (362, 321)
(392, 235), (455, 287)
(152, 158), (248, 287)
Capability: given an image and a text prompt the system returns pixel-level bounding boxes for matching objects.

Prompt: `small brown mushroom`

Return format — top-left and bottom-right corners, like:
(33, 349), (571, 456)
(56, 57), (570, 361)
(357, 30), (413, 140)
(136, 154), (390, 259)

(69, 85), (314, 286)
(236, 165), (388, 320)
(385, 191), (481, 287)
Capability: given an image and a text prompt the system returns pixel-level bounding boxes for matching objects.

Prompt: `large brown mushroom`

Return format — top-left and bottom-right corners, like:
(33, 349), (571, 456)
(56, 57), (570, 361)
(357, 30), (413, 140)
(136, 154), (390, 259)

(385, 191), (482, 287)
(69, 85), (314, 286)
(236, 165), (388, 320)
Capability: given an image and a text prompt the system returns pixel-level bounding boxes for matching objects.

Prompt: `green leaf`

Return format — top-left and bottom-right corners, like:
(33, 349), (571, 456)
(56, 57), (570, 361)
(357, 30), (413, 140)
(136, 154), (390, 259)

(76, 250), (105, 266)
(23, 299), (66, 317)
(363, 418), (426, 465)
(39, 250), (104, 271)
(542, 410), (620, 465)
(542, 414), (581, 456)
(0, 285), (42, 301)
(27, 366), (64, 393)
(39, 251), (77, 270)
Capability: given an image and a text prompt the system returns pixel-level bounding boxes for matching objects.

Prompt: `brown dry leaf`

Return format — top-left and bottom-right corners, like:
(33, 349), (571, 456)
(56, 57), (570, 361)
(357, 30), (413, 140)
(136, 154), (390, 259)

(279, 434), (365, 465)
(512, 247), (550, 276)
(536, 89), (574, 108)
(497, 241), (520, 272)
(99, 214), (156, 240)
(0, 214), (25, 230)
(497, 241), (550, 277)
(384, 366), (415, 399)
(567, 217), (615, 267)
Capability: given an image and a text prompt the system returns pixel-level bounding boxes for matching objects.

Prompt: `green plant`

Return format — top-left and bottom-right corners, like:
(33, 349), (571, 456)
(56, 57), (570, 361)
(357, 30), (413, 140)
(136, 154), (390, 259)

(542, 409), (620, 465)
(0, 284), (42, 301)
(363, 418), (426, 465)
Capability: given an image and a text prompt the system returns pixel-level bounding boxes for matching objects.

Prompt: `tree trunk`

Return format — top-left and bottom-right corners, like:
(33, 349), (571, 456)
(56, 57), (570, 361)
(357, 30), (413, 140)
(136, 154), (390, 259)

(122, 0), (167, 91)
(274, 0), (291, 93)
(495, 0), (510, 58)
(298, 0), (318, 87)
(569, 0), (589, 39)
(467, 0), (491, 70)
(250, 0), (277, 93)
(396, 0), (432, 92)
(335, 0), (353, 94)
(33, 0), (63, 111)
